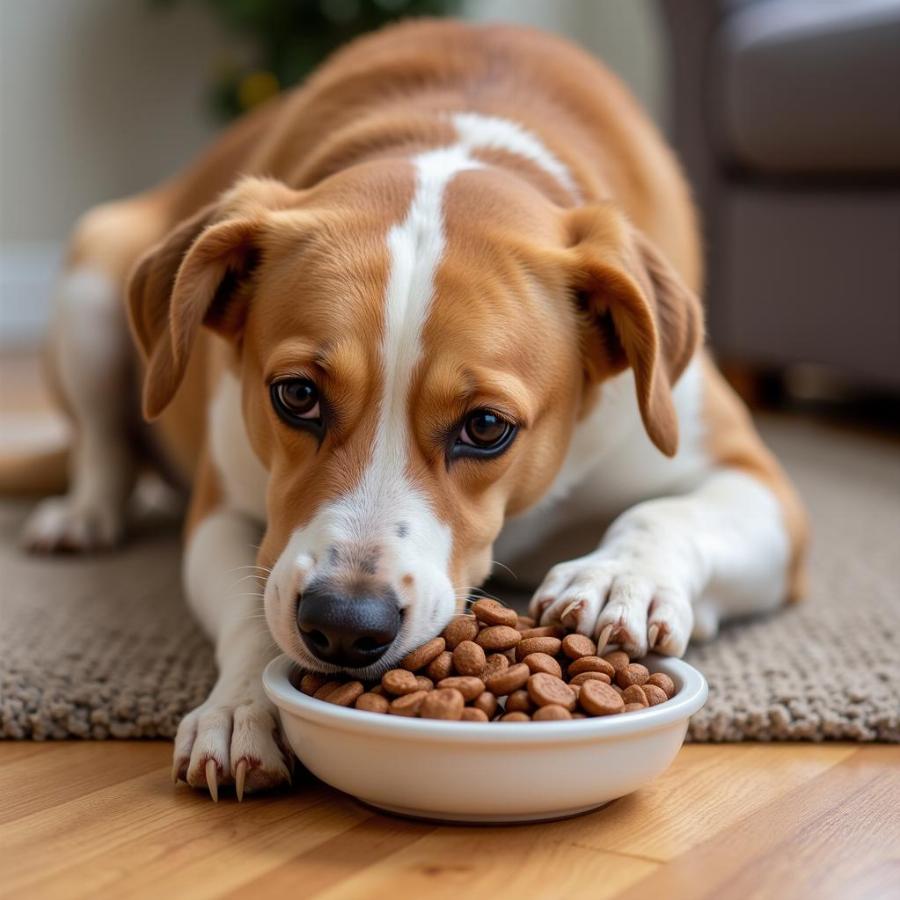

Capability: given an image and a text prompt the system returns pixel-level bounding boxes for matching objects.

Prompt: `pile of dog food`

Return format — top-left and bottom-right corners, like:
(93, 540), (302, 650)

(293, 599), (677, 721)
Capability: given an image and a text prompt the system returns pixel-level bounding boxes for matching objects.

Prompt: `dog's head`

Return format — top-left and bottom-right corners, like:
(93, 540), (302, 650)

(129, 164), (700, 676)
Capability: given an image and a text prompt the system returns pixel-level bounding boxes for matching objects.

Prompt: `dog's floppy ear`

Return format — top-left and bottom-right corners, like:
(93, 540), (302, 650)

(128, 177), (300, 420)
(565, 204), (703, 457)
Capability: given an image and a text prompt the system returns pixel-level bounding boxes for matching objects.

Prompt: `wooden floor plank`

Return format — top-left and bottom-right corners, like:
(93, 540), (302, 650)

(559, 743), (856, 860)
(3, 762), (369, 899)
(2, 741), (897, 900)
(614, 746), (900, 900)
(311, 822), (658, 900)
(0, 741), (165, 825)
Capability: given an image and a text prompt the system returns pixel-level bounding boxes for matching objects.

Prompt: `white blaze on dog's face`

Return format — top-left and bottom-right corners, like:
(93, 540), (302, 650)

(130, 118), (699, 677)
(244, 156), (585, 677)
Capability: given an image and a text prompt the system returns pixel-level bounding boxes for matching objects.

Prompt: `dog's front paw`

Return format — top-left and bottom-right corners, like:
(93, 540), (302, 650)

(530, 553), (694, 657)
(173, 697), (292, 801)
(22, 496), (125, 553)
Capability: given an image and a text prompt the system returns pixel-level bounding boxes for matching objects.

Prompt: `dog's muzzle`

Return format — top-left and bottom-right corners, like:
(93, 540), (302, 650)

(297, 581), (401, 668)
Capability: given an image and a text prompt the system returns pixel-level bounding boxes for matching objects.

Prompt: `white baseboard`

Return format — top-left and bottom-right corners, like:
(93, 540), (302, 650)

(0, 241), (64, 348)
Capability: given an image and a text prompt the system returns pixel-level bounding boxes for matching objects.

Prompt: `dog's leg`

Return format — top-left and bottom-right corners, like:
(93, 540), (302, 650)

(22, 268), (138, 551)
(22, 199), (170, 552)
(174, 503), (291, 800)
(531, 468), (796, 657)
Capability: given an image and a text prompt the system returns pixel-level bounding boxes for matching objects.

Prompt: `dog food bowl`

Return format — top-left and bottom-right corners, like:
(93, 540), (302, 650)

(264, 653), (707, 823)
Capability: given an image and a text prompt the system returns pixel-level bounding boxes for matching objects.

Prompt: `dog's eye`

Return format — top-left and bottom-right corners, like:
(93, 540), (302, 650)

(271, 378), (321, 427)
(454, 409), (517, 459)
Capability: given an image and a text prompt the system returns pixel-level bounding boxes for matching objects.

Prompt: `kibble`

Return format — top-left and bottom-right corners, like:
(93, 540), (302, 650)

(443, 616), (480, 649)
(476, 625), (522, 651)
(516, 636), (562, 660)
(472, 598), (519, 628)
(420, 688), (465, 720)
(452, 640), (487, 676)
(616, 663), (650, 689)
(294, 607), (678, 722)
(561, 633), (596, 659)
(400, 637), (446, 671)
(382, 669), (420, 696)
(524, 652), (563, 678)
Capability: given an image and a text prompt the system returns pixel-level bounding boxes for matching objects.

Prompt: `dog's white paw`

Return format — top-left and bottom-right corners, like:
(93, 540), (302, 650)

(530, 553), (694, 657)
(22, 496), (125, 553)
(173, 697), (292, 800)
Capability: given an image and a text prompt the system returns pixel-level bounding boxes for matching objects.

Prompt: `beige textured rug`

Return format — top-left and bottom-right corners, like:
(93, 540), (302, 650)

(2, 415), (898, 742)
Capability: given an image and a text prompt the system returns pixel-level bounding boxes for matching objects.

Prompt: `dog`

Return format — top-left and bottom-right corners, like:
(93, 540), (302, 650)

(13, 20), (807, 798)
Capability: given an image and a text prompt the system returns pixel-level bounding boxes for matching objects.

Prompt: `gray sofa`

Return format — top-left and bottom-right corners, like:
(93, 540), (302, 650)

(660, 0), (900, 389)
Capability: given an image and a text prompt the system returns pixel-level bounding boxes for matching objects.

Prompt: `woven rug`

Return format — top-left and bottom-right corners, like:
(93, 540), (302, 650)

(2, 414), (898, 742)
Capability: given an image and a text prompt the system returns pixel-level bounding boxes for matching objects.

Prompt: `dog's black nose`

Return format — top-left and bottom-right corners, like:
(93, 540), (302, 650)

(297, 582), (401, 668)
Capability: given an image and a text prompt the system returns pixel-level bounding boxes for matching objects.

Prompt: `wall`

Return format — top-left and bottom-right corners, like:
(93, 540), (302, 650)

(0, 0), (664, 346)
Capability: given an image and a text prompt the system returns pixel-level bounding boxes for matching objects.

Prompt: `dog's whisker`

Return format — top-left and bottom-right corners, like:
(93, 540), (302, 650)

(490, 559), (517, 580)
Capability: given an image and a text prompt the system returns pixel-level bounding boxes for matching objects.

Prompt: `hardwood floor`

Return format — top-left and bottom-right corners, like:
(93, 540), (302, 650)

(3, 353), (899, 898)
(2, 742), (898, 899)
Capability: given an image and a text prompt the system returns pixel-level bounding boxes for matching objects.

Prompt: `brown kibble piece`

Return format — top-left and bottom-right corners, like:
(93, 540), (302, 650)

(442, 616), (480, 649)
(325, 681), (365, 707)
(313, 681), (343, 700)
(579, 680), (625, 716)
(569, 671), (612, 686)
(622, 684), (649, 706)
(437, 676), (485, 701)
(562, 633), (596, 659)
(524, 652), (563, 678)
(420, 688), (465, 720)
(308, 627), (677, 722)
(527, 673), (577, 710)
(453, 640), (487, 676)
(643, 684), (669, 706)
(473, 691), (498, 718)
(567, 656), (616, 678)
(603, 650), (630, 672)
(299, 673), (328, 695)
(485, 663), (530, 696)
(516, 636), (562, 660)
(483, 653), (510, 678)
(355, 692), (390, 714)
(505, 689), (535, 713)
(389, 690), (429, 716)
(518, 625), (565, 640)
(533, 704), (572, 721)
(471, 598), (518, 628)
(647, 672), (676, 698)
(399, 636), (446, 672)
(476, 625), (522, 651)
(616, 663), (650, 689)
(382, 669), (420, 696)
(426, 651), (454, 681)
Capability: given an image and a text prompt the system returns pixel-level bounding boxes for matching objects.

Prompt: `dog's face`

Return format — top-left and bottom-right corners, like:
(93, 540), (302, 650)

(129, 167), (699, 676)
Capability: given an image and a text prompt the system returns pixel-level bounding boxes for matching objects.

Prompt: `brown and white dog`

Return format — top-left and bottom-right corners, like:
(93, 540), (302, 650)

(17, 21), (806, 797)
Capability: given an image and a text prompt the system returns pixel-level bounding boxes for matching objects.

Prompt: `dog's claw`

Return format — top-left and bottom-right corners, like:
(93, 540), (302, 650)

(647, 622), (660, 650)
(235, 759), (248, 802)
(596, 623), (613, 655)
(205, 759), (219, 802)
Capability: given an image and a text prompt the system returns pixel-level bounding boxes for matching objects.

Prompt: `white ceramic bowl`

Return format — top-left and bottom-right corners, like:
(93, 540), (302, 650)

(264, 653), (707, 823)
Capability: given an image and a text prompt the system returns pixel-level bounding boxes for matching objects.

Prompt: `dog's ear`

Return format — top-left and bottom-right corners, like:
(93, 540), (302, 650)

(128, 177), (301, 420)
(565, 204), (703, 457)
